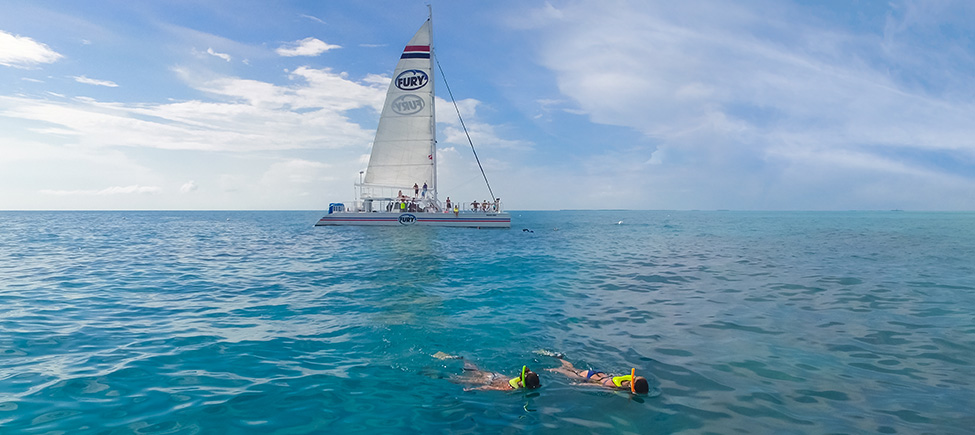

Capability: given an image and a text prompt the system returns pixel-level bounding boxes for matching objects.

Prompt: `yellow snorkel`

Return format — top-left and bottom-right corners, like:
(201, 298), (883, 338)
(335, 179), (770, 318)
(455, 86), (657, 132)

(508, 365), (527, 389)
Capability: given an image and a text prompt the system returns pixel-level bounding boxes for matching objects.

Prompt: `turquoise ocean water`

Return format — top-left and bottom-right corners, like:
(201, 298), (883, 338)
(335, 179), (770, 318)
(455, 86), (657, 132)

(1, 211), (973, 434)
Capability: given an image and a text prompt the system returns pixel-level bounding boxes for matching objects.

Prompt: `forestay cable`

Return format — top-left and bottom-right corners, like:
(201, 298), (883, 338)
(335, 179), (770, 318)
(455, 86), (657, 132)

(435, 56), (497, 203)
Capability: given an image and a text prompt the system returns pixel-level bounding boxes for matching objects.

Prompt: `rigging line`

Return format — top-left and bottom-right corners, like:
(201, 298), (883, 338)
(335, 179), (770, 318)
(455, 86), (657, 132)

(435, 55), (497, 203)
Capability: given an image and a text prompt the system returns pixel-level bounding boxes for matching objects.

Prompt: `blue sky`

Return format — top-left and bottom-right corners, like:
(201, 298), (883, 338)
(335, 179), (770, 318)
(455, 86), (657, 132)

(2, 0), (973, 210)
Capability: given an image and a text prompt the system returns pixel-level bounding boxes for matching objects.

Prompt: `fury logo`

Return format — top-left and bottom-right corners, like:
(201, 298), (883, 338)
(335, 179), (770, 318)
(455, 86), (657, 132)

(398, 214), (417, 225)
(395, 70), (429, 91)
(391, 95), (424, 115)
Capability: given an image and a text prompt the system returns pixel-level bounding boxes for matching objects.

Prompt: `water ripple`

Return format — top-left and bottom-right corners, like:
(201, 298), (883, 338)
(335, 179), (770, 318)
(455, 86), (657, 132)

(2, 211), (974, 433)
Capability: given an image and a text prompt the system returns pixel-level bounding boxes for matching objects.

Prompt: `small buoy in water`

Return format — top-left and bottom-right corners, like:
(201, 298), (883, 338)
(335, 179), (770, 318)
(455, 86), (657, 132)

(617, 220), (623, 225)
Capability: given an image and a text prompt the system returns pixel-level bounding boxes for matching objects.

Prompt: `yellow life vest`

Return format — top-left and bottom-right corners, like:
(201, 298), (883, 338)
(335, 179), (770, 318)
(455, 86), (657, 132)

(612, 368), (638, 393)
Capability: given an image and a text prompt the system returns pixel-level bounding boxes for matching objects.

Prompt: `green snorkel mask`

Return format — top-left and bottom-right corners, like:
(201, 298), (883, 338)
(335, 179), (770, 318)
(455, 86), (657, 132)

(508, 365), (527, 389)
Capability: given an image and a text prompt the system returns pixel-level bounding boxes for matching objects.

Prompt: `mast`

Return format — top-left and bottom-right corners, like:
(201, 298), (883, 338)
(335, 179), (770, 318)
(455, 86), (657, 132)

(429, 6), (438, 204)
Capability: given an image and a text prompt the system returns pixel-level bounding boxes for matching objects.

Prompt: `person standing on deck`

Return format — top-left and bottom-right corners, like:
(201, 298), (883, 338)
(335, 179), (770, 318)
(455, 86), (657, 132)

(414, 183), (419, 197)
(422, 182), (428, 198)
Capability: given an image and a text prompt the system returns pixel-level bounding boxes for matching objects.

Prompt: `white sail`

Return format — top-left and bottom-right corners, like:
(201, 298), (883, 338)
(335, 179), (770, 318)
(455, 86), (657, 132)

(315, 13), (510, 228)
(361, 19), (436, 202)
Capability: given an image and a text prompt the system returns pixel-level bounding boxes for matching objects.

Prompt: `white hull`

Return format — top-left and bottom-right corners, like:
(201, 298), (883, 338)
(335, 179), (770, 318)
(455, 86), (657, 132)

(315, 211), (510, 228)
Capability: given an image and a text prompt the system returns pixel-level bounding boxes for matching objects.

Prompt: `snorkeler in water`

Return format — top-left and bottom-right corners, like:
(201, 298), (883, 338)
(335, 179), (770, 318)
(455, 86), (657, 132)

(546, 356), (649, 394)
(433, 352), (540, 391)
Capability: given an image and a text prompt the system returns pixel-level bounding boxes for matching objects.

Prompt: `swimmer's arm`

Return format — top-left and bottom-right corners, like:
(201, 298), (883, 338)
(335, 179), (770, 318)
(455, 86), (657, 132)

(546, 359), (586, 379)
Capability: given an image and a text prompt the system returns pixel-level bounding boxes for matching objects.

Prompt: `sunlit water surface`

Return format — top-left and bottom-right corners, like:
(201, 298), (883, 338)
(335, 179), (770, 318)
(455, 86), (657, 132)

(1, 211), (973, 434)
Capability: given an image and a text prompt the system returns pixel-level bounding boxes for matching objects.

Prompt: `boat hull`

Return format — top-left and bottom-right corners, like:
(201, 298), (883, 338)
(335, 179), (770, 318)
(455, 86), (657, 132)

(315, 212), (510, 228)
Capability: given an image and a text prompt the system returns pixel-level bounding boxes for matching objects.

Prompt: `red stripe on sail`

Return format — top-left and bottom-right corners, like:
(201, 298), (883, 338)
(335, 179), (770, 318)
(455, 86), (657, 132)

(403, 45), (430, 52)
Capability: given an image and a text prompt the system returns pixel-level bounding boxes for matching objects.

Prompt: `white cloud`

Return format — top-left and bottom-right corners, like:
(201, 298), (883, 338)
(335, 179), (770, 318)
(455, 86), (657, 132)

(435, 97), (532, 150)
(40, 185), (161, 196)
(276, 37), (340, 57)
(180, 180), (198, 193)
(524, 0), (975, 209)
(206, 47), (231, 62)
(73, 75), (119, 87)
(0, 30), (63, 67)
(301, 14), (326, 25)
(0, 66), (385, 153)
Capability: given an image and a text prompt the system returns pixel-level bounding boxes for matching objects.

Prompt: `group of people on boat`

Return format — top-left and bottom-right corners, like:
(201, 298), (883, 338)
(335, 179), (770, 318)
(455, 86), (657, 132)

(412, 182), (429, 199)
(471, 199), (500, 212)
(388, 188), (500, 215)
(392, 187), (432, 213)
(387, 199), (426, 213)
(443, 197), (500, 213)
(434, 351), (650, 394)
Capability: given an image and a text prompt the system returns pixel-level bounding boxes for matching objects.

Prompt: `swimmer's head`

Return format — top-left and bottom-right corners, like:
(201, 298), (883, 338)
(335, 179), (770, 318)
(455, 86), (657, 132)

(632, 376), (649, 394)
(524, 370), (541, 389)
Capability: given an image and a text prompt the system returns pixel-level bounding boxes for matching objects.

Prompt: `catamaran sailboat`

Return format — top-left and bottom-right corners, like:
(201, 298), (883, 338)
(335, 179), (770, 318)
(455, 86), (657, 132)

(315, 13), (510, 228)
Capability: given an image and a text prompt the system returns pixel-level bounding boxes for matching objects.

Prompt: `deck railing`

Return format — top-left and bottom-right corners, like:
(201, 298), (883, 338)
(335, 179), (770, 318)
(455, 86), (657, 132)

(342, 199), (504, 214)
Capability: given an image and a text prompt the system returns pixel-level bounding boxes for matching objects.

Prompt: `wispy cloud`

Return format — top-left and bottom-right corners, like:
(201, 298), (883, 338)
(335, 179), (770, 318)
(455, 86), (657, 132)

(0, 30), (63, 67)
(206, 47), (231, 62)
(0, 66), (385, 153)
(276, 37), (340, 57)
(301, 14), (326, 25)
(180, 180), (197, 193)
(73, 75), (119, 87)
(524, 0), (975, 209)
(40, 185), (161, 195)
(435, 97), (532, 150)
